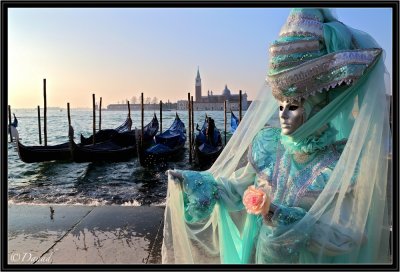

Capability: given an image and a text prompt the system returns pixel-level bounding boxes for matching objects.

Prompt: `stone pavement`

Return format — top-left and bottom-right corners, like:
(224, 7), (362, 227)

(8, 205), (164, 264)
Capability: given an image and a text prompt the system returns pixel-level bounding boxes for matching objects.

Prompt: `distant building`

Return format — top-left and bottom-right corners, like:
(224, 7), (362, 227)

(107, 104), (132, 111)
(107, 102), (177, 111)
(177, 68), (248, 111)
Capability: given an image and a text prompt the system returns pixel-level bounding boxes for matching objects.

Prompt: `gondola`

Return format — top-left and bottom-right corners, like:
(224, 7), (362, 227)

(231, 111), (239, 133)
(14, 115), (136, 164)
(13, 112), (70, 163)
(193, 116), (223, 169)
(70, 114), (159, 163)
(15, 130), (71, 163)
(69, 128), (137, 163)
(137, 113), (186, 167)
(80, 115), (133, 145)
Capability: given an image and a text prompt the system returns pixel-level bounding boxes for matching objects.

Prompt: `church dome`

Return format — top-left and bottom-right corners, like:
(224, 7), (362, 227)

(222, 85), (231, 97)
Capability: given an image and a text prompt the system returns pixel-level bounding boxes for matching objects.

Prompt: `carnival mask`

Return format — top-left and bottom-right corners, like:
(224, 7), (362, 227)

(279, 100), (305, 135)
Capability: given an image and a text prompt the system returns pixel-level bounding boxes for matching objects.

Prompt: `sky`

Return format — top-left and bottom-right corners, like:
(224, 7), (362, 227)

(8, 7), (393, 108)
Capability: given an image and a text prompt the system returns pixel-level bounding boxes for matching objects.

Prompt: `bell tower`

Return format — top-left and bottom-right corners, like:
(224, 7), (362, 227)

(195, 67), (202, 102)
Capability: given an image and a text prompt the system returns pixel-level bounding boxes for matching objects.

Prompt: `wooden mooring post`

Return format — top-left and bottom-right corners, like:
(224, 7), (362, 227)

(127, 101), (131, 119)
(43, 79), (47, 146)
(160, 100), (163, 134)
(224, 100), (227, 145)
(141, 93), (144, 146)
(99, 97), (102, 131)
(8, 105), (12, 142)
(188, 92), (192, 164)
(37, 106), (42, 144)
(191, 96), (194, 145)
(8, 105), (12, 143)
(92, 93), (96, 144)
(67, 103), (71, 127)
(239, 90), (242, 123)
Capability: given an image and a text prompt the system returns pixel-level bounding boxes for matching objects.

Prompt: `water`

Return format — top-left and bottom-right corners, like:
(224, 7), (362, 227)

(7, 108), (246, 206)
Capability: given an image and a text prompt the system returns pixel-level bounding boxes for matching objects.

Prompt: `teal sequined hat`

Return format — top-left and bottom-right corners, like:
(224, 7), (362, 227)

(266, 8), (382, 103)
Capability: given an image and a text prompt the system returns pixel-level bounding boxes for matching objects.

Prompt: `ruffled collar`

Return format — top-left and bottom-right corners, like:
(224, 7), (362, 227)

(280, 126), (338, 154)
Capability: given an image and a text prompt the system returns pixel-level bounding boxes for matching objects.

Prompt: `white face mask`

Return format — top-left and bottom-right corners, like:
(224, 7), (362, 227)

(279, 100), (305, 135)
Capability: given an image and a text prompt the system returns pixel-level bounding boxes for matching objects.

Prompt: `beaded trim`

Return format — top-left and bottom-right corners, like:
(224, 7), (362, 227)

(293, 150), (339, 206)
(280, 16), (323, 38)
(267, 48), (382, 102)
(286, 13), (323, 24)
(275, 148), (292, 204)
(270, 40), (320, 57)
(294, 140), (349, 201)
(271, 142), (283, 191)
(269, 51), (324, 71)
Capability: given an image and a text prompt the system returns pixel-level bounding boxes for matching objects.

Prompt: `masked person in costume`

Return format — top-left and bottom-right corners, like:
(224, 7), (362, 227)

(163, 8), (392, 264)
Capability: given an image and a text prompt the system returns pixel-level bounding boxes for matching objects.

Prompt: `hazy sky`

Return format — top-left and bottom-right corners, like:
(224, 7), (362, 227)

(8, 7), (393, 108)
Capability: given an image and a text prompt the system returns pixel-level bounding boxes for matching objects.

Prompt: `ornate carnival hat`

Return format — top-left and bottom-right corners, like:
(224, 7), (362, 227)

(266, 8), (382, 103)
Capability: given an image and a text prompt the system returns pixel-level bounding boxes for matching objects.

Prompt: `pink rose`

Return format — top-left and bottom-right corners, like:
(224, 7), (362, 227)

(242, 185), (270, 215)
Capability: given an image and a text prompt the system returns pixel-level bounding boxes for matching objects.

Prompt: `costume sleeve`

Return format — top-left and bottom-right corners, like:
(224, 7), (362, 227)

(177, 127), (281, 224)
(249, 127), (281, 179)
(180, 162), (257, 223)
(179, 127), (279, 224)
(180, 170), (219, 223)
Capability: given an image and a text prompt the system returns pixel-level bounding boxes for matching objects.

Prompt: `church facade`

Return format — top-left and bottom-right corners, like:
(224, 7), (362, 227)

(177, 68), (248, 111)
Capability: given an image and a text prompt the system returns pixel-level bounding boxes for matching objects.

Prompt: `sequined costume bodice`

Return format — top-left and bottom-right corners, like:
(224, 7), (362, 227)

(249, 127), (344, 212)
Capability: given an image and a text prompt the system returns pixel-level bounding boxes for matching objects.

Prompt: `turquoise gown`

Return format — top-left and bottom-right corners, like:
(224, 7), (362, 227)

(178, 126), (362, 264)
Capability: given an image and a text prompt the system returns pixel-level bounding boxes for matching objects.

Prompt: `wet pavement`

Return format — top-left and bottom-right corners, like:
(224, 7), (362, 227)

(7, 205), (164, 264)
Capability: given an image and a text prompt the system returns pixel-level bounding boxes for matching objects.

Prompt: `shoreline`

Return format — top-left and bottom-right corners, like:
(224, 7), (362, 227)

(7, 204), (165, 264)
(7, 199), (167, 207)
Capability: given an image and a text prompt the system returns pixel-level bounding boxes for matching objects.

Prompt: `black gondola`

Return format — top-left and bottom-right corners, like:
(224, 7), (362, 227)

(231, 111), (239, 133)
(70, 114), (159, 163)
(193, 116), (223, 169)
(14, 115), (137, 163)
(13, 126), (71, 163)
(137, 113), (186, 167)
(16, 140), (71, 163)
(80, 115), (133, 145)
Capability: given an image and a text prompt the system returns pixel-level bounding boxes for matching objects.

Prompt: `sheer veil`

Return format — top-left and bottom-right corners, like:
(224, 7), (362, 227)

(162, 8), (392, 264)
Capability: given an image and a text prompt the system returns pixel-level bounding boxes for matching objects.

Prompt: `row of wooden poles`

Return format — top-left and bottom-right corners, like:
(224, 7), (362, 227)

(67, 92), (166, 147)
(6, 77), (166, 147)
(8, 78), (243, 153)
(187, 90), (242, 164)
(67, 94), (111, 145)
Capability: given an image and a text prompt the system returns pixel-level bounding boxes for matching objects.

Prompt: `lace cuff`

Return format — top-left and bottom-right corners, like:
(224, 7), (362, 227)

(181, 170), (220, 223)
